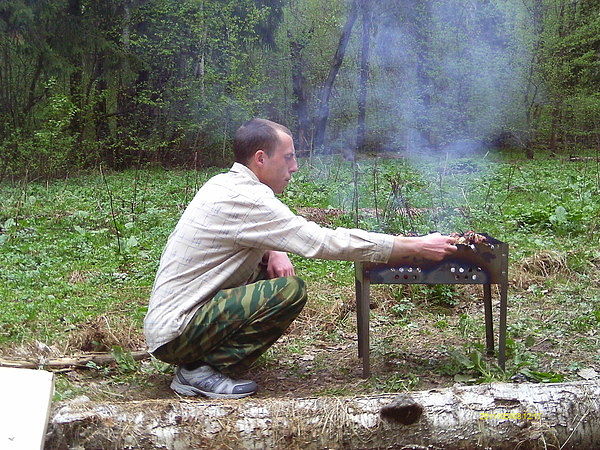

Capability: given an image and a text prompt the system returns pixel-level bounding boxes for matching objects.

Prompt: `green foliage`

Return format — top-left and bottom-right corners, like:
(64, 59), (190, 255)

(111, 346), (141, 374)
(1, 82), (79, 178)
(389, 285), (459, 312)
(498, 163), (599, 236)
(2, 0), (600, 178)
(426, 285), (459, 308)
(52, 376), (87, 402)
(443, 340), (564, 384)
(533, 1), (600, 150)
(443, 345), (506, 383)
(283, 172), (333, 208)
(369, 373), (420, 392)
(517, 368), (565, 383)
(0, 0), (289, 177)
(0, 167), (200, 344)
(390, 298), (413, 319)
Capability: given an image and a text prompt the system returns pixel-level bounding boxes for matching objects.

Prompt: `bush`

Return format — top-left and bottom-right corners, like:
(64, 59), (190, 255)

(1, 82), (78, 180)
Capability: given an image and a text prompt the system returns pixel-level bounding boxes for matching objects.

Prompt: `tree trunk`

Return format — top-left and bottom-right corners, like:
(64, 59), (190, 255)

(355, 0), (371, 155)
(47, 381), (600, 449)
(23, 53), (44, 116)
(93, 48), (111, 165)
(549, 101), (562, 156)
(313, 0), (359, 152)
(523, 0), (545, 159)
(65, 0), (85, 157)
(288, 33), (311, 155)
(114, 0), (137, 167)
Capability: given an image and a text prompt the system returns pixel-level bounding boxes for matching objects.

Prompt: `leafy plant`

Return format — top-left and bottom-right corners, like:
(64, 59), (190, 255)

(442, 338), (565, 384)
(111, 346), (140, 374)
(370, 373), (420, 392)
(517, 368), (565, 383)
(427, 285), (459, 308)
(391, 298), (413, 318)
(444, 346), (507, 383)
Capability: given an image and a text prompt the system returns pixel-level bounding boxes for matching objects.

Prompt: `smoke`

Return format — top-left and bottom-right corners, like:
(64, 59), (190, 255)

(292, 1), (529, 233)
(370, 0), (528, 158)
(334, 0), (530, 233)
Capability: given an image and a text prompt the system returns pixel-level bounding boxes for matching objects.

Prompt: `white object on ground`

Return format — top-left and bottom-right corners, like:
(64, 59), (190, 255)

(0, 367), (54, 449)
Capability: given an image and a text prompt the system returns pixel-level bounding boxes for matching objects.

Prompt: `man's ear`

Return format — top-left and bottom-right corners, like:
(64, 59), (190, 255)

(254, 149), (266, 166)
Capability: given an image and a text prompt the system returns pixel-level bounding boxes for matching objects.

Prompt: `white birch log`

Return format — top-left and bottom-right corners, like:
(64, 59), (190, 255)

(48, 380), (600, 449)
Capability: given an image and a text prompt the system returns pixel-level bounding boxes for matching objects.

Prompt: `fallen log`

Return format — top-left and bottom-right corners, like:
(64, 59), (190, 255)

(0, 351), (149, 371)
(48, 380), (600, 449)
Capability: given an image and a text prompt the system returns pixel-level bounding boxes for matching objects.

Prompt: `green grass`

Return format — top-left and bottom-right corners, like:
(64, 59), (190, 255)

(1, 150), (599, 396)
(0, 168), (221, 344)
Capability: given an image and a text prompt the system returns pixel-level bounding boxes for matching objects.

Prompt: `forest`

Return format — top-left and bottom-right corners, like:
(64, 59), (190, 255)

(1, 1), (600, 447)
(1, 0), (599, 180)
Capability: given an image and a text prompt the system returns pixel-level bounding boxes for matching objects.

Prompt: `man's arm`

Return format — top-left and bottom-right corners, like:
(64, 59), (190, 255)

(264, 250), (296, 278)
(387, 232), (457, 265)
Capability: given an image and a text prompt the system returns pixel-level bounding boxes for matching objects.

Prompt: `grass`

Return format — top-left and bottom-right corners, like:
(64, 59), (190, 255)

(0, 149), (599, 400)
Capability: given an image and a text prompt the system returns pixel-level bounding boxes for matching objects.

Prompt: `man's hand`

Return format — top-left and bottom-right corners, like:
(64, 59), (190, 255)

(265, 251), (295, 278)
(415, 232), (458, 261)
(388, 232), (457, 264)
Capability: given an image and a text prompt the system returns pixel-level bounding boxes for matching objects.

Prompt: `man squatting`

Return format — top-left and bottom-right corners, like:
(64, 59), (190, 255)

(144, 118), (458, 399)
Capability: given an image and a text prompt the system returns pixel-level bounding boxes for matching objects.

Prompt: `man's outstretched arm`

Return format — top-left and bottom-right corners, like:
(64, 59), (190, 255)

(388, 232), (457, 265)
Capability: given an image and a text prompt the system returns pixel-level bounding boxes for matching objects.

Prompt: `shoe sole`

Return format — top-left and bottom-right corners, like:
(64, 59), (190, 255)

(170, 378), (256, 400)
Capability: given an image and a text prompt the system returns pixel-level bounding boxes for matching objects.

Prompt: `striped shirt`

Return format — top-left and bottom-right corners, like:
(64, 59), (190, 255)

(144, 163), (395, 352)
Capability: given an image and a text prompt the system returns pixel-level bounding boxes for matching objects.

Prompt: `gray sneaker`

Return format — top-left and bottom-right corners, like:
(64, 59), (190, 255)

(170, 365), (257, 399)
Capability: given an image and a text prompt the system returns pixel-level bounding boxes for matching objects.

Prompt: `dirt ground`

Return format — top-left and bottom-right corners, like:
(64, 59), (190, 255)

(52, 326), (468, 403)
(39, 276), (596, 404)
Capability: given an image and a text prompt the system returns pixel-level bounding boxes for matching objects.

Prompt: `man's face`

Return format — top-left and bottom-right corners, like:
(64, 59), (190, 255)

(257, 132), (298, 194)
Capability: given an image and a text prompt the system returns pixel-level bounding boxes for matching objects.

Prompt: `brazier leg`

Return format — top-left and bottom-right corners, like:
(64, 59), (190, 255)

(483, 284), (494, 355)
(355, 275), (363, 358)
(498, 282), (508, 370)
(356, 273), (371, 378)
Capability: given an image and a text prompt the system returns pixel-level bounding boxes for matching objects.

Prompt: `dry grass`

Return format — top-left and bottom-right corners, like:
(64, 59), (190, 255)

(0, 341), (64, 360)
(514, 250), (570, 289)
(0, 314), (145, 370)
(287, 282), (356, 337)
(67, 270), (96, 284)
(65, 314), (144, 353)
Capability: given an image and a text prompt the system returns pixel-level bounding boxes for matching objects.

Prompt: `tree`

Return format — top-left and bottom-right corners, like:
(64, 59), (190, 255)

(313, 0), (358, 152)
(538, 0), (600, 154)
(355, 0), (372, 154)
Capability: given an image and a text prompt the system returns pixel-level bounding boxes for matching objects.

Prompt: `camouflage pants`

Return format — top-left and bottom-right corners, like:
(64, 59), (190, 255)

(152, 276), (307, 373)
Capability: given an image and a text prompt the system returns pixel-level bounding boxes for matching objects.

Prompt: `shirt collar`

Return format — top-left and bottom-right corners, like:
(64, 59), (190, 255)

(230, 162), (260, 183)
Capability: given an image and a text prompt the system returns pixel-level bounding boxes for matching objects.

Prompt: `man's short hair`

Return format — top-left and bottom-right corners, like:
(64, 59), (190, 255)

(233, 118), (292, 164)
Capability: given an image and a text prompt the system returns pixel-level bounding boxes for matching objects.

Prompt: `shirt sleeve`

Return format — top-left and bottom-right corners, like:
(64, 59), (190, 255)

(232, 194), (395, 263)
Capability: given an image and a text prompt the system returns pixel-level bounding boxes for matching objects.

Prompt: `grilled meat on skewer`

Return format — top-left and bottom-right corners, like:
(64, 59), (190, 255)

(399, 231), (489, 246)
(449, 231), (489, 245)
